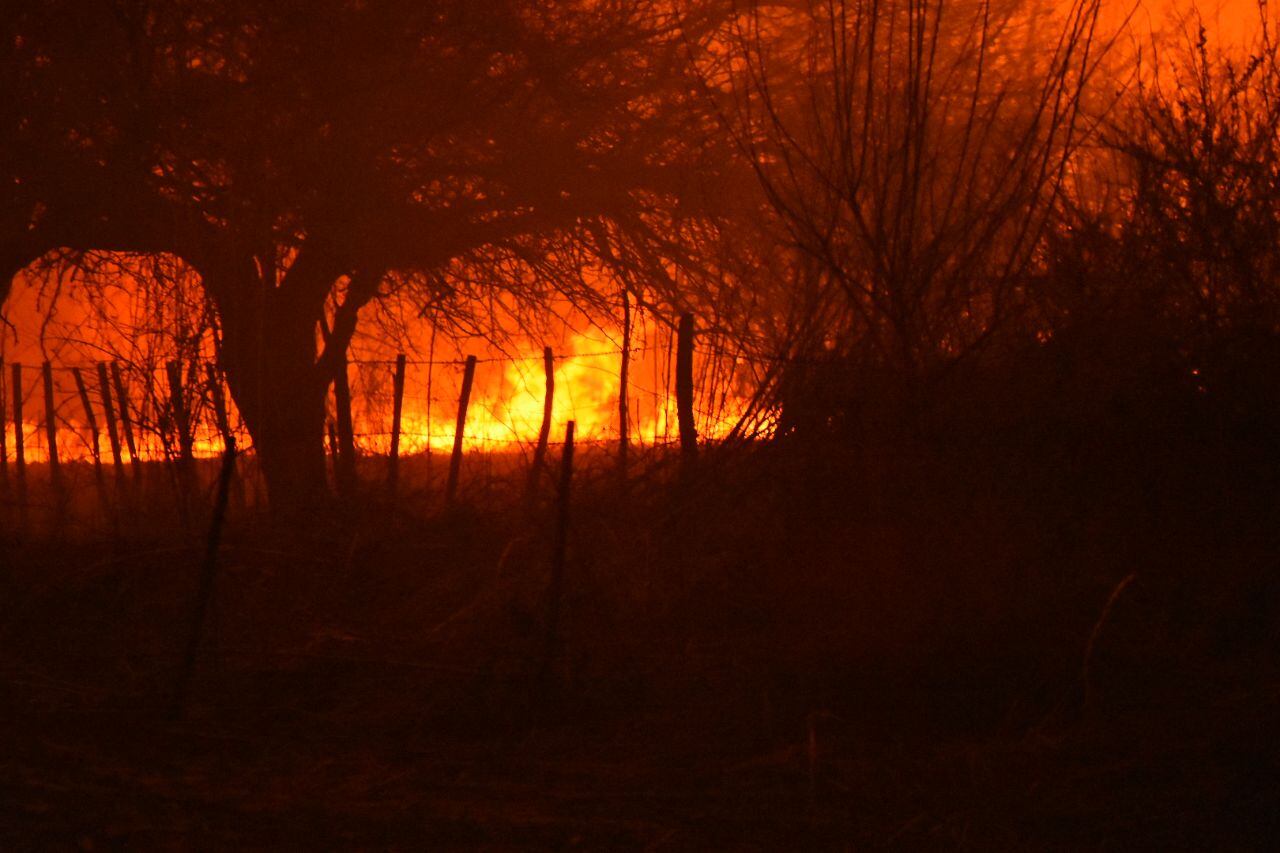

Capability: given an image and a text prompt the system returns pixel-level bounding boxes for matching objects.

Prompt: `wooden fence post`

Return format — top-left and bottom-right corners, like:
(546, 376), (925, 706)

(72, 368), (103, 473)
(525, 346), (555, 506)
(445, 354), (477, 506)
(72, 367), (110, 517)
(676, 313), (698, 462)
(619, 289), (631, 480)
(169, 431), (238, 722)
(206, 364), (236, 454)
(42, 361), (62, 495)
(541, 420), (576, 680)
(167, 360), (195, 463)
(96, 362), (125, 485)
(206, 364), (242, 515)
(333, 352), (357, 496)
(111, 362), (143, 486)
(167, 360), (196, 517)
(12, 362), (25, 510)
(388, 353), (407, 497)
(424, 323), (438, 484)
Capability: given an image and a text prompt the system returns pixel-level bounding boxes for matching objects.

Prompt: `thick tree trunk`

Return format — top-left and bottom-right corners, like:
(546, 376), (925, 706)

(254, 396), (330, 514)
(221, 324), (331, 516)
(202, 250), (375, 518)
(210, 259), (334, 516)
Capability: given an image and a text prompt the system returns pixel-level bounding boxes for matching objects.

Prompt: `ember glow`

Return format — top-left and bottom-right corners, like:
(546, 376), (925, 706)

(350, 326), (751, 458)
(1, 300), (753, 465)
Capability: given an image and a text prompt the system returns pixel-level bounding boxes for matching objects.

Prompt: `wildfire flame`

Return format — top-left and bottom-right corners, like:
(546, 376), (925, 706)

(1, 327), (751, 467)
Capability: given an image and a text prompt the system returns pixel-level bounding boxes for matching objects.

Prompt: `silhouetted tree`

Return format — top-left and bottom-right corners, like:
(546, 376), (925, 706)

(712, 0), (1108, 429)
(1115, 23), (1280, 336)
(4, 0), (728, 511)
(1039, 12), (1280, 419)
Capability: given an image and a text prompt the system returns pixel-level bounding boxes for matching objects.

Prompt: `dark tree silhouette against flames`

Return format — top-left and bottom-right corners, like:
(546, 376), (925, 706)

(1, 0), (729, 511)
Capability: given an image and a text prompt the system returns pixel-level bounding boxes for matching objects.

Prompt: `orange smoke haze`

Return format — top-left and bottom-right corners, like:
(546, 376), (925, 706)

(0, 0), (1266, 466)
(0, 270), (753, 465)
(1126, 0), (1265, 46)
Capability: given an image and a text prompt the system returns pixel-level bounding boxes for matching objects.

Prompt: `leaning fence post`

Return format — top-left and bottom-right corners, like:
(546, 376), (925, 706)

(541, 420), (576, 681)
(619, 289), (631, 481)
(525, 346), (555, 507)
(72, 367), (110, 518)
(72, 368), (103, 473)
(207, 364), (243, 515)
(205, 364), (236, 455)
(333, 352), (357, 498)
(169, 434), (237, 722)
(167, 360), (196, 520)
(388, 353), (407, 498)
(42, 361), (63, 496)
(676, 313), (698, 463)
(96, 362), (125, 485)
(111, 362), (143, 486)
(167, 360), (195, 463)
(12, 362), (26, 511)
(445, 354), (477, 506)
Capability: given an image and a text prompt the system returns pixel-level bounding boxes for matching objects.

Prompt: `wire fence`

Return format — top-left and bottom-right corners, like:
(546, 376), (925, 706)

(0, 341), (768, 470)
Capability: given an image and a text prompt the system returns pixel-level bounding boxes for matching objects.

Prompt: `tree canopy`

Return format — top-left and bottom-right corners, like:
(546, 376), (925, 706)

(2, 0), (732, 508)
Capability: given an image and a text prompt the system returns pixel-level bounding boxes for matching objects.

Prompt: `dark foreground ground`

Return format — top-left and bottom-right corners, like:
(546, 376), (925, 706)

(1, 419), (1278, 849)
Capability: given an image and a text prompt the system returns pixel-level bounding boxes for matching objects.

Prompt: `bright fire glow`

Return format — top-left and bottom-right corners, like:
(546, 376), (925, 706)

(1, 326), (753, 467)
(353, 327), (750, 457)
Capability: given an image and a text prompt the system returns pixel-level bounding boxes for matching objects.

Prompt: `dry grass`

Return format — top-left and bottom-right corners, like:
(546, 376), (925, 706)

(0, 404), (1277, 848)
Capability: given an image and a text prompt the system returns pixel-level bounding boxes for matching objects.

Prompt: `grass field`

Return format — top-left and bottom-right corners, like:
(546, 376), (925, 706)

(1, 418), (1277, 848)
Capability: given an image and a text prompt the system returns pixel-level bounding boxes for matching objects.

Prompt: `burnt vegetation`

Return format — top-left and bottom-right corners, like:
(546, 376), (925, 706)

(0, 0), (1278, 848)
